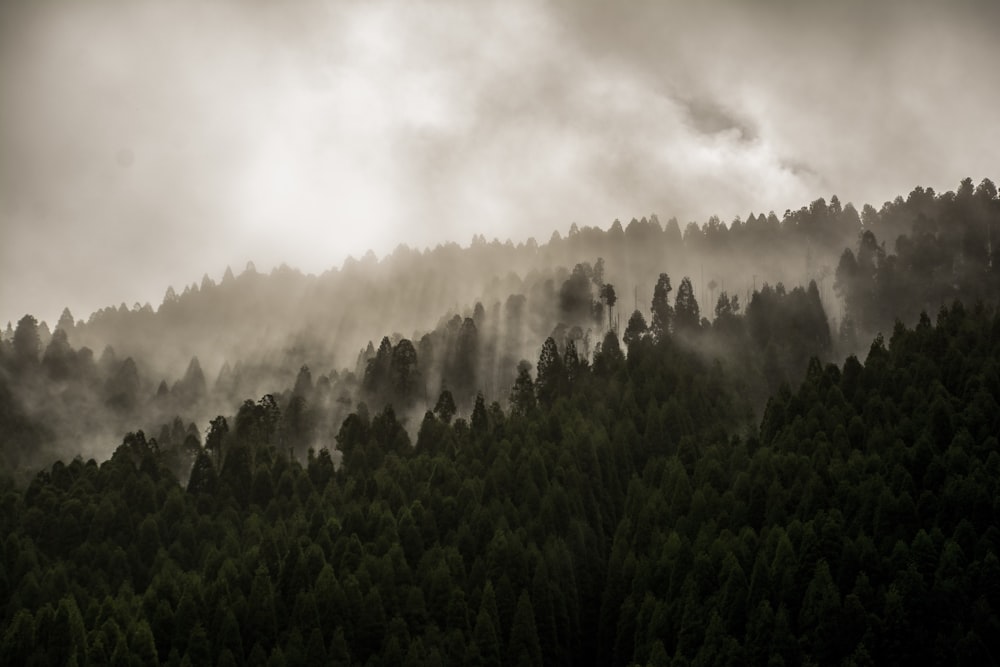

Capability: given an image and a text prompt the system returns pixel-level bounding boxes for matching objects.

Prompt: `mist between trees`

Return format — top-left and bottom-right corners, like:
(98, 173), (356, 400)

(1, 178), (1000, 664)
(1, 178), (998, 475)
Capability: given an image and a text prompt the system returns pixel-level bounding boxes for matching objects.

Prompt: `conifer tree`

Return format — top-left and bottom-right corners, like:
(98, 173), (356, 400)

(509, 361), (536, 416)
(673, 277), (700, 332)
(650, 273), (673, 339)
(535, 338), (566, 406)
(508, 591), (543, 667)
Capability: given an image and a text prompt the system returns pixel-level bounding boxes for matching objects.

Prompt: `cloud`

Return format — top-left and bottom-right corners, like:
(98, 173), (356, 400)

(1, 0), (998, 326)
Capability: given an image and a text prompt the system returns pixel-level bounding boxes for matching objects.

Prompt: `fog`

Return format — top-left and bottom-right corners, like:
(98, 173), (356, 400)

(2, 0), (998, 327)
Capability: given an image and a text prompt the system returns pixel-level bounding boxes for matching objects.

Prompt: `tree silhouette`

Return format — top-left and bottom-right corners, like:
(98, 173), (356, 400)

(390, 339), (420, 406)
(509, 360), (536, 416)
(434, 389), (457, 424)
(650, 274), (673, 339)
(205, 415), (229, 466)
(13, 314), (40, 366)
(600, 283), (618, 332)
(535, 338), (566, 406)
(674, 277), (700, 332)
(623, 310), (648, 348)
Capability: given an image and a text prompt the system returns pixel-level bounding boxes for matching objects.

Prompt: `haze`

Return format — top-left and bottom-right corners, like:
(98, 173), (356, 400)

(2, 0), (998, 326)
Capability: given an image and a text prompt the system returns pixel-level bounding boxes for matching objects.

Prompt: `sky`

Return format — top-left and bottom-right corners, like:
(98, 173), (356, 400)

(2, 0), (999, 327)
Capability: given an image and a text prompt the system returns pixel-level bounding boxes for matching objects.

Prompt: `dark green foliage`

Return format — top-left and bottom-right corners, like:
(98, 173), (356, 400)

(390, 339), (420, 407)
(364, 336), (393, 393)
(593, 329), (624, 377)
(234, 395), (281, 448)
(509, 361), (536, 416)
(471, 392), (489, 433)
(673, 277), (700, 333)
(508, 591), (543, 667)
(833, 180), (1000, 341)
(12, 314), (41, 367)
(599, 283), (618, 331)
(204, 416), (228, 467)
(601, 302), (1000, 666)
(0, 301), (748, 666)
(434, 389), (457, 424)
(451, 317), (480, 401)
(2, 176), (1000, 665)
(743, 280), (832, 392)
(188, 452), (218, 495)
(559, 263), (597, 324)
(651, 273), (673, 339)
(534, 337), (566, 406)
(624, 309), (648, 348)
(474, 583), (503, 667)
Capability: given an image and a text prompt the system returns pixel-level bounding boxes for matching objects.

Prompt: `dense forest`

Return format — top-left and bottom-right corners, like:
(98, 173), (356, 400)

(2, 178), (1000, 664)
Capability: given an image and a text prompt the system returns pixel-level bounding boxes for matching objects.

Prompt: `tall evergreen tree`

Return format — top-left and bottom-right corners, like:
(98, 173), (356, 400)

(471, 392), (489, 433)
(434, 389), (457, 424)
(535, 338), (566, 406)
(508, 591), (543, 667)
(12, 314), (40, 366)
(624, 310), (648, 348)
(673, 277), (700, 332)
(509, 361), (536, 416)
(650, 273), (673, 339)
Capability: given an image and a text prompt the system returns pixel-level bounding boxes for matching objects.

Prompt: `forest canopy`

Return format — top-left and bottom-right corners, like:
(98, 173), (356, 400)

(1, 178), (999, 665)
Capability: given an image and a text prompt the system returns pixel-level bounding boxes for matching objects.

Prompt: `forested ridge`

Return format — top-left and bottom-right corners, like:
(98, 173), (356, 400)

(2, 178), (1000, 665)
(4, 178), (997, 471)
(3, 303), (1000, 665)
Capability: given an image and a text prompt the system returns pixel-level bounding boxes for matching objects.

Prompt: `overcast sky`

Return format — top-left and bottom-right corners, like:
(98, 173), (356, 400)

(2, 0), (998, 327)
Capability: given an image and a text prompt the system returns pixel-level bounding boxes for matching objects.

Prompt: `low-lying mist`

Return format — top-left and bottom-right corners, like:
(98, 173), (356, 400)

(1, 177), (997, 479)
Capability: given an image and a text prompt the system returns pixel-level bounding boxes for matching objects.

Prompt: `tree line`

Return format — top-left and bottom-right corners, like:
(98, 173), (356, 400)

(1, 177), (999, 663)
(2, 300), (999, 664)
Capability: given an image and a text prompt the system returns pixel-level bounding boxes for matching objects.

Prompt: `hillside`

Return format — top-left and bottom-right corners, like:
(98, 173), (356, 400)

(2, 300), (999, 665)
(1, 178), (999, 665)
(3, 178), (997, 472)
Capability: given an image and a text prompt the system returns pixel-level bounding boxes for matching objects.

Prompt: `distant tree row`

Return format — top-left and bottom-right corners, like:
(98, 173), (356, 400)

(836, 177), (1000, 341)
(0, 253), (841, 479)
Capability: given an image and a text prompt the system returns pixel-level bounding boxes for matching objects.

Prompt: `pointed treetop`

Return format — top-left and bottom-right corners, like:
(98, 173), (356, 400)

(434, 389), (457, 424)
(56, 307), (75, 333)
(13, 314), (41, 364)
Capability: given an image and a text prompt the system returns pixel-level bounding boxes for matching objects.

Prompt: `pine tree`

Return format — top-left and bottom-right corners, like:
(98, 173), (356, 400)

(472, 392), (489, 433)
(187, 451), (217, 496)
(364, 336), (394, 401)
(509, 361), (536, 416)
(535, 338), (566, 407)
(390, 339), (420, 406)
(674, 277), (700, 332)
(434, 389), (457, 424)
(651, 273), (674, 339)
(13, 314), (41, 367)
(508, 591), (543, 667)
(475, 585), (503, 667)
(624, 310), (648, 347)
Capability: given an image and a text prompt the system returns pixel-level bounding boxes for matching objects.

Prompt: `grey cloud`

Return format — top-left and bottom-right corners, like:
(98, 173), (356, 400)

(2, 0), (998, 326)
(678, 96), (757, 141)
